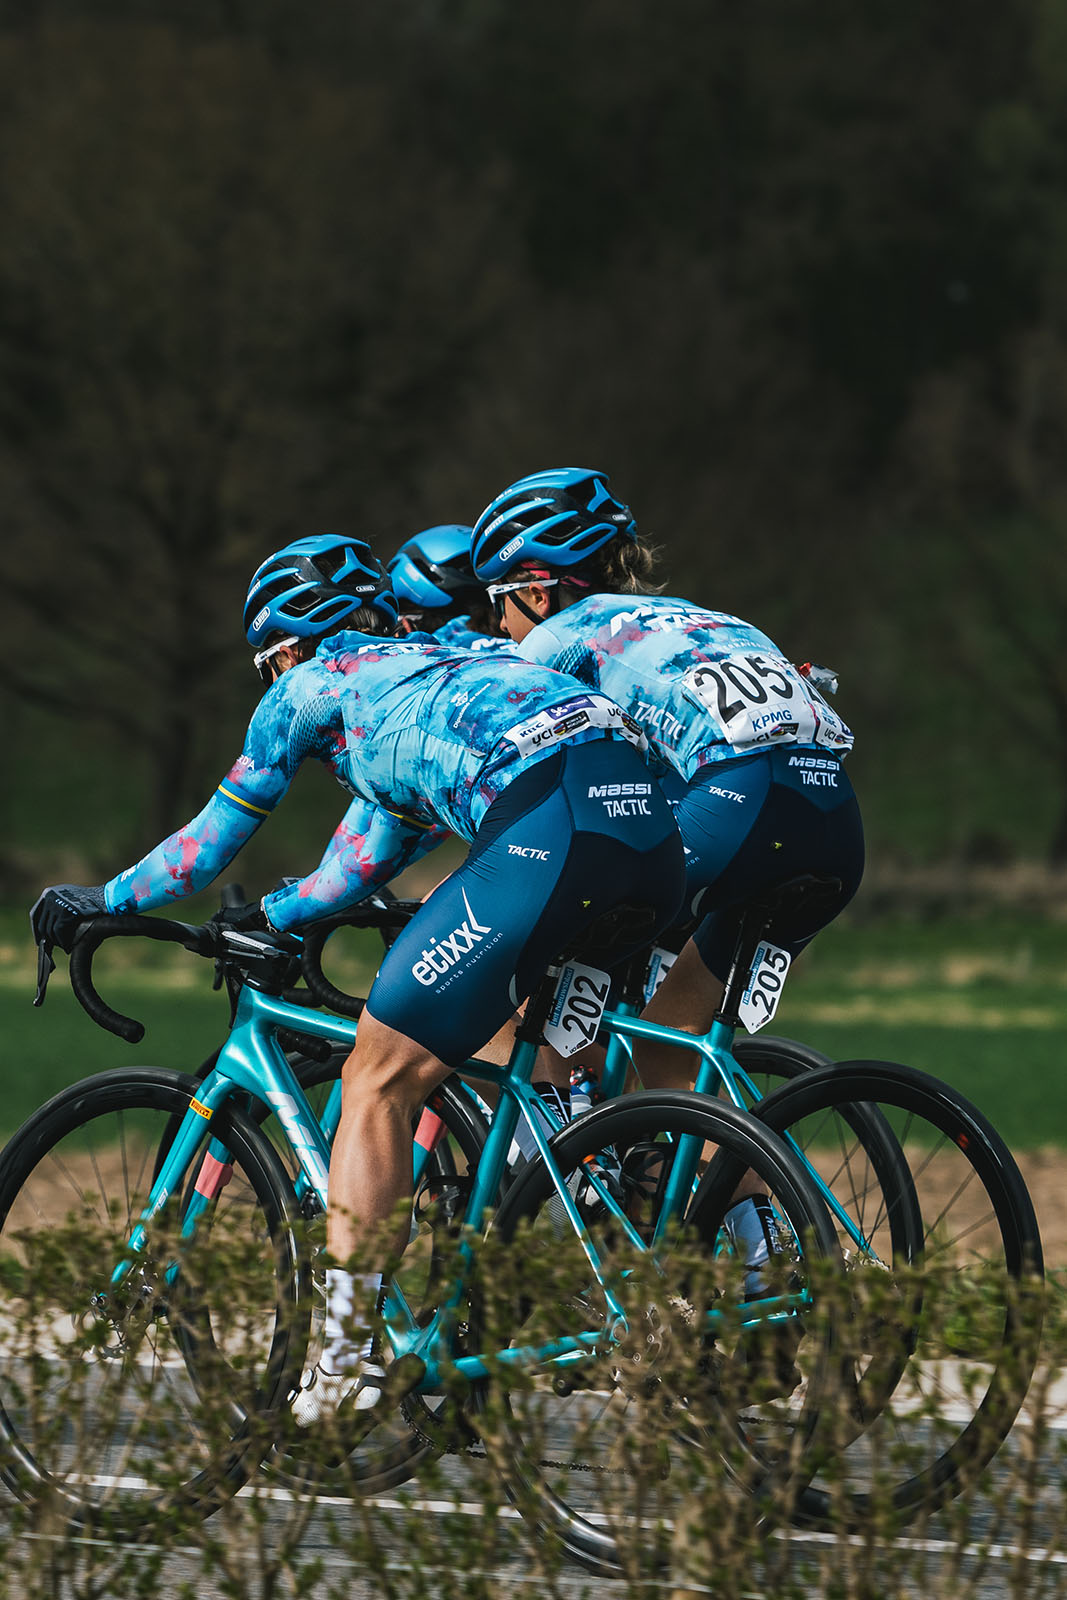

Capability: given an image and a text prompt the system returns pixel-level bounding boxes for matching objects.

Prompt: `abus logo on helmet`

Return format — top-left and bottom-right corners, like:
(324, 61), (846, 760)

(253, 606), (270, 631)
(497, 535), (524, 563)
(482, 497), (553, 545)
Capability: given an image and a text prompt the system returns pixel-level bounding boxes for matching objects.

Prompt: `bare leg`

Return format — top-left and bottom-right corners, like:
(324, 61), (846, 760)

(328, 1009), (452, 1264)
(290, 1010), (454, 1419)
(635, 937), (765, 1202)
(634, 938), (724, 1091)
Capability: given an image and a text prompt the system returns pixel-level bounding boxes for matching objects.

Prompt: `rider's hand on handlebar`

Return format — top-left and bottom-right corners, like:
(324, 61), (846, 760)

(29, 884), (109, 953)
(210, 897), (270, 935)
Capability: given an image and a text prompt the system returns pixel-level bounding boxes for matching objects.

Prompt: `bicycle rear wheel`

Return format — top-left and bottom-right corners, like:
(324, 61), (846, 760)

(477, 1090), (843, 1578)
(0, 1068), (305, 1536)
(753, 1060), (1044, 1528)
(725, 1033), (924, 1439)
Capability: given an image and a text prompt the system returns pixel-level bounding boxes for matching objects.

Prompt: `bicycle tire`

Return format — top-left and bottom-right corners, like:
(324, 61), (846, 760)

(731, 1033), (833, 1081)
(267, 1059), (490, 1495)
(0, 1068), (306, 1537)
(727, 1032), (925, 1438)
(475, 1090), (843, 1578)
(752, 1059), (1044, 1528)
(155, 1040), (492, 1494)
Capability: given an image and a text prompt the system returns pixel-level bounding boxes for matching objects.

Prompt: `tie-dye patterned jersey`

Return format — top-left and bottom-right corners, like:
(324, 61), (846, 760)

(432, 615), (517, 654)
(516, 595), (854, 781)
(103, 629), (643, 932)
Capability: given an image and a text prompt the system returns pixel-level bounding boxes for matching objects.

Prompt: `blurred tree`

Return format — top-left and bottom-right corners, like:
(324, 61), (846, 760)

(0, 18), (519, 853)
(3, 0), (1067, 876)
(872, 0), (1067, 860)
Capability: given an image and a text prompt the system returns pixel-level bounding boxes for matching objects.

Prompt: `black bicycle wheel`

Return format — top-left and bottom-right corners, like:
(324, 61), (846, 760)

(728, 1032), (925, 1442)
(752, 1060), (1044, 1528)
(731, 1033), (832, 1086)
(0, 1068), (306, 1537)
(729, 1033), (921, 1276)
(475, 1090), (843, 1578)
(156, 1039), (491, 1495)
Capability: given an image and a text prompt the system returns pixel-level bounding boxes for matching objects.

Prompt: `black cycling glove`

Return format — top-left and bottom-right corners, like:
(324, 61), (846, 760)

(29, 883), (109, 953)
(210, 899), (270, 934)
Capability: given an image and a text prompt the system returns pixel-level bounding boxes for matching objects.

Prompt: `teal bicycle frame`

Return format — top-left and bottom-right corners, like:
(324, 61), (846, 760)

(593, 1002), (880, 1260)
(120, 977), (799, 1400)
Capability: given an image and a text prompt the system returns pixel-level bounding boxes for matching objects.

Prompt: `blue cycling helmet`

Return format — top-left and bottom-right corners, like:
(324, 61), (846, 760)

(470, 468), (637, 583)
(387, 524), (480, 610)
(244, 535), (399, 649)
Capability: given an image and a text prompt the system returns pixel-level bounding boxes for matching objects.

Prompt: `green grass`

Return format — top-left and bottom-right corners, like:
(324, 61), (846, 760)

(0, 988), (229, 1136)
(2, 906), (1064, 1145)
(773, 913), (1067, 1147)
(0, 906), (384, 1138)
(771, 1022), (1064, 1148)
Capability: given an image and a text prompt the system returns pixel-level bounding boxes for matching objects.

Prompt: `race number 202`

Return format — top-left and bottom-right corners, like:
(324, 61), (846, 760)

(544, 963), (612, 1057)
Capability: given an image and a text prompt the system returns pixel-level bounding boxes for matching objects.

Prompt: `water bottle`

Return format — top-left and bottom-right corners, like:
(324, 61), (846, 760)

(511, 1082), (571, 1166)
(569, 1063), (600, 1119)
(568, 1064), (623, 1199)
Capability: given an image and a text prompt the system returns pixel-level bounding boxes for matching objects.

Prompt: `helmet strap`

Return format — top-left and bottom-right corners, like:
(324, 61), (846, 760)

(509, 590), (546, 628)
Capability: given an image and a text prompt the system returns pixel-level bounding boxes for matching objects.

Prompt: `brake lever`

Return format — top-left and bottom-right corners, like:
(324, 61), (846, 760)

(33, 941), (55, 1008)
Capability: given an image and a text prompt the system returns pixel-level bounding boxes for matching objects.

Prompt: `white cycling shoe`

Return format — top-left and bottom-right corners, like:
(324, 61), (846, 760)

(291, 1359), (387, 1428)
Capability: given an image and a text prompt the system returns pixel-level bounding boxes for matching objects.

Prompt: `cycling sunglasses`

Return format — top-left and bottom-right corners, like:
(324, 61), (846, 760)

(485, 577), (559, 621)
(252, 634), (299, 687)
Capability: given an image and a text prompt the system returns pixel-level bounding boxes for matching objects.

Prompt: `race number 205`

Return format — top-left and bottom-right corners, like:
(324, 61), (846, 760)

(738, 941), (792, 1034)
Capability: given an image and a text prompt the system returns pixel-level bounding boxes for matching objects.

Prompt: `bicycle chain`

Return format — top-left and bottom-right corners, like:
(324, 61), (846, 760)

(452, 1438), (624, 1476)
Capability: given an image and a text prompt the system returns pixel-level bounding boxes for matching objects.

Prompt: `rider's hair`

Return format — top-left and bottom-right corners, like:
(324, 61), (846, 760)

(344, 604), (397, 636)
(275, 603), (395, 662)
(557, 532), (664, 599)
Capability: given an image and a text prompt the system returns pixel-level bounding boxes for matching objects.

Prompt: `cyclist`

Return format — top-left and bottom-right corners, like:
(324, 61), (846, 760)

(387, 523), (514, 651)
(30, 533), (686, 1424)
(471, 469), (865, 1296)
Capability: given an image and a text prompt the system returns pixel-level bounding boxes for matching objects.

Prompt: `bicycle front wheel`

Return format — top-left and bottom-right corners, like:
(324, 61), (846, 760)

(0, 1068), (306, 1536)
(730, 1033), (833, 1086)
(267, 1061), (490, 1496)
(476, 1090), (843, 1578)
(753, 1060), (1044, 1528)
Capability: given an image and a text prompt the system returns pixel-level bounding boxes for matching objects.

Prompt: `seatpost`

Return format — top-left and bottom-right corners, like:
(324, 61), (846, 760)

(515, 965), (561, 1049)
(715, 873), (842, 1031)
(715, 903), (772, 1030)
(614, 948), (652, 1009)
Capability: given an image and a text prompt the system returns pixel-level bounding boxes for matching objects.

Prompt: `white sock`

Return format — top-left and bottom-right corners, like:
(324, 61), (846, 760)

(723, 1197), (776, 1299)
(323, 1268), (383, 1373)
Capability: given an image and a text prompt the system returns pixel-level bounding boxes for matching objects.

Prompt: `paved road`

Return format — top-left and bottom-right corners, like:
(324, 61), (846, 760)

(5, 1372), (1067, 1598)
